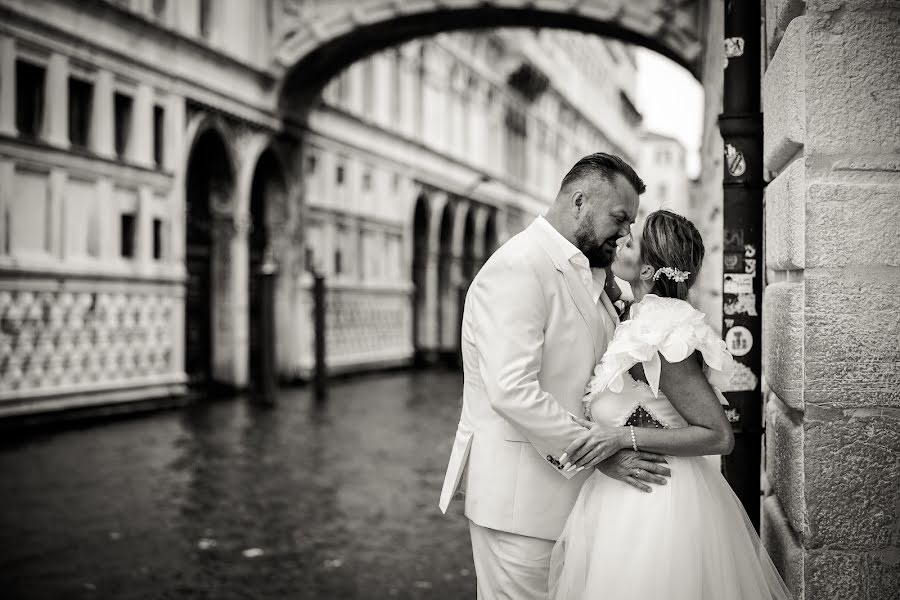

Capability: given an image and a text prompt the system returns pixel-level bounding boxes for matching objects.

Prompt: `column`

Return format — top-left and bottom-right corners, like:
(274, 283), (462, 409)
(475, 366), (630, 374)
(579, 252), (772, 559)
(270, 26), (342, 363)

(136, 185), (153, 269)
(90, 70), (115, 159)
(42, 52), (68, 149)
(441, 199), (470, 353)
(95, 178), (115, 259)
(210, 204), (250, 388)
(48, 168), (66, 259)
(130, 83), (154, 167)
(760, 2), (900, 598)
(164, 93), (184, 172)
(0, 36), (16, 137)
(0, 160), (14, 255)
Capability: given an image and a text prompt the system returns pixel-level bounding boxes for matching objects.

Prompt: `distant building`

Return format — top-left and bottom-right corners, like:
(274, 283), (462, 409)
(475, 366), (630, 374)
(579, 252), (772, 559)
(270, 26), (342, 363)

(0, 3), (642, 416)
(636, 131), (691, 221)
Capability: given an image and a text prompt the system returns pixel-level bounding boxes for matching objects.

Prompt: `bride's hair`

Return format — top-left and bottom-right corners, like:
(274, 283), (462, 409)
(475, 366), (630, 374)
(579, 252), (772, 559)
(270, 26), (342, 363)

(640, 210), (705, 301)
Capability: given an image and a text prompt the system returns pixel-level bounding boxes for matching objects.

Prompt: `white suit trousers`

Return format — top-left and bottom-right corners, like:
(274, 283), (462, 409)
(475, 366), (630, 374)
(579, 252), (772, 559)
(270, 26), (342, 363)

(469, 520), (555, 600)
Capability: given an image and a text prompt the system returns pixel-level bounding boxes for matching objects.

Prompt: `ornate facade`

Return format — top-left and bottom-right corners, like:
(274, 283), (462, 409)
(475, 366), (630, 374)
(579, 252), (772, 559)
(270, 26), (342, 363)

(0, 1), (642, 414)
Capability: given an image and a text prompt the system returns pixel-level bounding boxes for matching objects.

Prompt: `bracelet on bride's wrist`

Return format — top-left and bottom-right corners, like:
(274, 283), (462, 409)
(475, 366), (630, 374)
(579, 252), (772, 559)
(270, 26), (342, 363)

(630, 425), (638, 452)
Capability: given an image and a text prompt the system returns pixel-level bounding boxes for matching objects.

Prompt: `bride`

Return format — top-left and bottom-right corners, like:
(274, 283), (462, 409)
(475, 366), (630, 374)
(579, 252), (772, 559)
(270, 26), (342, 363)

(549, 210), (791, 599)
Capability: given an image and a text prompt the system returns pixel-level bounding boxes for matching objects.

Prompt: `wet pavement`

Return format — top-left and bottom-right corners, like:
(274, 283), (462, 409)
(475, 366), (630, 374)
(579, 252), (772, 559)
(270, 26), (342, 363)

(0, 370), (475, 599)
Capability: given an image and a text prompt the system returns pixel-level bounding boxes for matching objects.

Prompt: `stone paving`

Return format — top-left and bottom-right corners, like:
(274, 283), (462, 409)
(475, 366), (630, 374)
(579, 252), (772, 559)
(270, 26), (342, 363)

(0, 370), (475, 599)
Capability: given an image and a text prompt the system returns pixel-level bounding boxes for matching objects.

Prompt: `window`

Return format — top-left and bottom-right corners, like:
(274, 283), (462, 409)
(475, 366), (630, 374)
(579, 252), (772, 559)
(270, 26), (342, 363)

(15, 60), (44, 138)
(305, 152), (317, 175)
(334, 249), (342, 275)
(68, 77), (93, 150)
(152, 218), (164, 260)
(153, 104), (165, 167)
(120, 213), (136, 258)
(114, 92), (133, 159)
(152, 0), (167, 19)
(335, 162), (345, 185)
(362, 167), (372, 191)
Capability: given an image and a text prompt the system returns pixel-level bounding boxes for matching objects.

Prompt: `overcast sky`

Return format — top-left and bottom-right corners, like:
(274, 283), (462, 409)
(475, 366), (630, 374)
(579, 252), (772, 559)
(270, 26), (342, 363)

(635, 48), (704, 178)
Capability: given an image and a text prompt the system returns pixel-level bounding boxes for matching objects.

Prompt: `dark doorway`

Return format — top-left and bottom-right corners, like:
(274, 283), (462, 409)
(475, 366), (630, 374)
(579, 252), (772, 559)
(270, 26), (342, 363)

(411, 194), (429, 363)
(184, 128), (232, 385)
(248, 150), (285, 393)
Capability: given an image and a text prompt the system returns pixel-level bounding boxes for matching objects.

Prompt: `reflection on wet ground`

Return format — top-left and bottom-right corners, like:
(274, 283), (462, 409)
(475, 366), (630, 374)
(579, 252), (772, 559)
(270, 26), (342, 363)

(0, 370), (474, 599)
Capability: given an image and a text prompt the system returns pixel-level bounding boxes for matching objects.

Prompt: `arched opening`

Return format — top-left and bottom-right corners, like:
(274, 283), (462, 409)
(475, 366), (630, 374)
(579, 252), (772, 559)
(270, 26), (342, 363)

(184, 127), (233, 385)
(411, 194), (430, 359)
(247, 148), (287, 392)
(462, 208), (477, 282)
(483, 210), (498, 262)
(437, 201), (456, 364)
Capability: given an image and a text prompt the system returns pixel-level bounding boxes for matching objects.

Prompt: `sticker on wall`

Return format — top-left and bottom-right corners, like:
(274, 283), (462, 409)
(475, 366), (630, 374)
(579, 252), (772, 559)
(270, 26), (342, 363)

(724, 229), (744, 252)
(744, 258), (757, 276)
(724, 252), (743, 272)
(722, 362), (759, 393)
(725, 143), (747, 177)
(724, 293), (758, 316)
(723, 37), (745, 69)
(724, 406), (741, 423)
(724, 273), (754, 294)
(724, 318), (735, 329)
(724, 37), (745, 58)
(725, 326), (753, 357)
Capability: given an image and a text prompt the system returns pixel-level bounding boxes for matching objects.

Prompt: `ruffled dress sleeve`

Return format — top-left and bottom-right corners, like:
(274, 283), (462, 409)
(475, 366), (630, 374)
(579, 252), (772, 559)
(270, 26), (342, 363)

(585, 295), (734, 401)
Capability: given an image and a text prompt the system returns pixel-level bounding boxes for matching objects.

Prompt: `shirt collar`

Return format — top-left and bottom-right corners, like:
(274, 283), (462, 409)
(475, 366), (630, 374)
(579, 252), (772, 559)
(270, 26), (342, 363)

(535, 215), (583, 262)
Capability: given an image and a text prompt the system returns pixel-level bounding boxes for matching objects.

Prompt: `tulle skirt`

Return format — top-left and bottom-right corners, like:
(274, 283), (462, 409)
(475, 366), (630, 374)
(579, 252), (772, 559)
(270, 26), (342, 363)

(549, 456), (791, 600)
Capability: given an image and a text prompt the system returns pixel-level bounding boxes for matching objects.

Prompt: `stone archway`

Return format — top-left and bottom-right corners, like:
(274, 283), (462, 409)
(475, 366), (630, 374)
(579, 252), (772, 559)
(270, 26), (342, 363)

(183, 122), (236, 387)
(436, 201), (456, 363)
(274, 0), (708, 115)
(411, 193), (430, 358)
(247, 148), (289, 391)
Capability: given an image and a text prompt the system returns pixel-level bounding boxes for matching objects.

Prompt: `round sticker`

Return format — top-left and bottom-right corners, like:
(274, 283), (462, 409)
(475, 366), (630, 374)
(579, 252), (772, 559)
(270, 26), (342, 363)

(725, 143), (747, 177)
(725, 326), (753, 357)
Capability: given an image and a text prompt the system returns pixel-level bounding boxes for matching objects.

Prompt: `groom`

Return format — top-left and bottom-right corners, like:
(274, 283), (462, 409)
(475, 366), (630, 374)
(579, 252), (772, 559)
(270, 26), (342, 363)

(439, 154), (671, 599)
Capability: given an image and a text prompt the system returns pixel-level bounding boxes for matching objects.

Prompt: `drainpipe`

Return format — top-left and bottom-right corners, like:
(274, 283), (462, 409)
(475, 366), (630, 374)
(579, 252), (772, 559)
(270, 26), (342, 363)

(718, 0), (765, 531)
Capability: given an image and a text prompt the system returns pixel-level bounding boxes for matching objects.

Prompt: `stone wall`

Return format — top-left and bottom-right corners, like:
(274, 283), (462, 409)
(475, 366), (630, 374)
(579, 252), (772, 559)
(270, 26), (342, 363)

(761, 1), (900, 598)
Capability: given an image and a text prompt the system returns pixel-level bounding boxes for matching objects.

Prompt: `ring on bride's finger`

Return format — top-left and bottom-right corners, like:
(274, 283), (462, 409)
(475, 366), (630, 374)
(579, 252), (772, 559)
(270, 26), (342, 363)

(632, 468), (642, 478)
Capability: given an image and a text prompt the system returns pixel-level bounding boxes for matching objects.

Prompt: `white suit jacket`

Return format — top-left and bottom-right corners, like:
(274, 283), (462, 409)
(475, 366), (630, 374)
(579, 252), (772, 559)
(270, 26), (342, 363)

(439, 218), (620, 541)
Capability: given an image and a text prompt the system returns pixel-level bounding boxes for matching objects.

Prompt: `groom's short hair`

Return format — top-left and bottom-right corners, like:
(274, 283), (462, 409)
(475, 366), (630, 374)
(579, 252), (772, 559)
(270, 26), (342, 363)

(560, 153), (646, 195)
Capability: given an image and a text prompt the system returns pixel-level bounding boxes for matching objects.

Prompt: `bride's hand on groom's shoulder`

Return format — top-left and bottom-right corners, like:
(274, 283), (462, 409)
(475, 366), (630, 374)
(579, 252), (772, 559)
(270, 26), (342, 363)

(596, 449), (672, 493)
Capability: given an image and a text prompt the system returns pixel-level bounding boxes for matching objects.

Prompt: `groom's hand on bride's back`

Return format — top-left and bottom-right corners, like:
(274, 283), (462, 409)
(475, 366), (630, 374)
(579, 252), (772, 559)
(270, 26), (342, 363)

(596, 450), (671, 493)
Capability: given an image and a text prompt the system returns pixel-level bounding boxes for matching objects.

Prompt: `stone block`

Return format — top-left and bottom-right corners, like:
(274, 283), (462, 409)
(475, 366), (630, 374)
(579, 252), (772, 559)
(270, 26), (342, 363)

(806, 550), (866, 600)
(865, 553), (900, 600)
(765, 159), (805, 271)
(763, 283), (804, 409)
(765, 396), (807, 535)
(764, 17), (806, 172)
(806, 181), (900, 269)
(805, 9), (900, 156)
(767, 0), (807, 58)
(804, 410), (900, 550)
(804, 269), (900, 408)
(806, 0), (900, 12)
(761, 494), (805, 599)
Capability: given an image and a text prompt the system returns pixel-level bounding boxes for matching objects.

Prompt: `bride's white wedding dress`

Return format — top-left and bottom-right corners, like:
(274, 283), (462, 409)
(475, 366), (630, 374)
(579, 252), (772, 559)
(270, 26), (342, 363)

(549, 295), (791, 600)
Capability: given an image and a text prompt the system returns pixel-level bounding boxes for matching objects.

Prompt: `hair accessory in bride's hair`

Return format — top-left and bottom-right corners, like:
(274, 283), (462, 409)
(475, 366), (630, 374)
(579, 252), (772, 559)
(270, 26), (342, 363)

(653, 266), (690, 283)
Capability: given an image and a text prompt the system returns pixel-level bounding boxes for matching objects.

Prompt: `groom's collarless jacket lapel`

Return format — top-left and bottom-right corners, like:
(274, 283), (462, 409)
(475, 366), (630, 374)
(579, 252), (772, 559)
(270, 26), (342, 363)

(528, 221), (601, 361)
